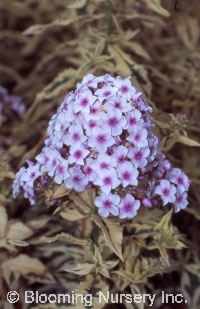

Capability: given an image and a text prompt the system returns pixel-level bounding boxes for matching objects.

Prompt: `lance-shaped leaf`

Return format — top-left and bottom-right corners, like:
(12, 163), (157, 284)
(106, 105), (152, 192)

(93, 215), (124, 262)
(65, 262), (95, 276)
(1, 254), (47, 285)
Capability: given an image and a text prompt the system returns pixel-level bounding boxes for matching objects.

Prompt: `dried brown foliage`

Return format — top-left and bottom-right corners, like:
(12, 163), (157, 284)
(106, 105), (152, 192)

(0, 0), (200, 308)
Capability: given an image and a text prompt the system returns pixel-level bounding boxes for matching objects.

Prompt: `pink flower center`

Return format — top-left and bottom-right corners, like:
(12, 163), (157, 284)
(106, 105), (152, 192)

(100, 162), (109, 169)
(73, 176), (81, 183)
(114, 102), (121, 109)
(178, 177), (183, 185)
(97, 135), (106, 144)
(91, 107), (97, 114)
(44, 156), (49, 164)
(103, 176), (112, 185)
(135, 133), (140, 141)
(74, 150), (82, 159)
(118, 155), (125, 163)
(129, 117), (136, 125)
(121, 85), (129, 93)
(162, 188), (169, 196)
(177, 195), (183, 203)
(123, 171), (131, 180)
(103, 91), (111, 97)
(124, 202), (133, 212)
(108, 117), (118, 127)
(52, 159), (57, 167)
(103, 200), (112, 209)
(73, 133), (79, 141)
(134, 151), (142, 161)
(86, 167), (92, 175)
(81, 98), (89, 107)
(30, 172), (36, 179)
(89, 120), (96, 128)
(58, 166), (64, 174)
(107, 148), (114, 156)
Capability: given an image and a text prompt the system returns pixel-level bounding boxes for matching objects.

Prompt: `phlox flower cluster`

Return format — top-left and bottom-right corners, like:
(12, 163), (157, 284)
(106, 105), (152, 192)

(0, 86), (25, 123)
(13, 74), (190, 218)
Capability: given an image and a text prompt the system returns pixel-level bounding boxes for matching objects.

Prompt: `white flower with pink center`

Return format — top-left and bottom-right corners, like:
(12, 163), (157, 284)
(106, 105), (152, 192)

(24, 184), (35, 205)
(161, 160), (171, 172)
(104, 96), (132, 113)
(117, 162), (138, 188)
(126, 125), (148, 148)
(94, 168), (120, 195)
(13, 167), (26, 198)
(63, 124), (87, 145)
(78, 74), (104, 89)
(69, 143), (89, 165)
(88, 126), (115, 153)
(74, 89), (96, 113)
(65, 167), (88, 192)
(65, 102), (84, 122)
(37, 148), (61, 177)
(49, 134), (64, 148)
(115, 145), (129, 165)
(128, 146), (150, 168)
(54, 159), (70, 184)
(83, 158), (96, 181)
(95, 193), (120, 217)
(125, 110), (143, 132)
(95, 85), (118, 103)
(84, 101), (102, 121)
(36, 151), (50, 166)
(102, 109), (127, 136)
(83, 119), (100, 136)
(155, 180), (176, 206)
(119, 194), (140, 219)
(174, 190), (188, 213)
(54, 111), (70, 136)
(170, 168), (189, 192)
(47, 158), (60, 177)
(131, 92), (142, 102)
(92, 153), (117, 172)
(114, 77), (136, 99)
(81, 73), (98, 88)
(103, 74), (116, 85)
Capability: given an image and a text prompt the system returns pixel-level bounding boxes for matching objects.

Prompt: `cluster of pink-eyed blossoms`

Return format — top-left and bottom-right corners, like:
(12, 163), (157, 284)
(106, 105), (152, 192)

(13, 74), (190, 217)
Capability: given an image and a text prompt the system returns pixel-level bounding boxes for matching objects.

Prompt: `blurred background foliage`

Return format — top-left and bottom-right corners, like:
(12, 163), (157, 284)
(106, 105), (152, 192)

(0, 0), (200, 308)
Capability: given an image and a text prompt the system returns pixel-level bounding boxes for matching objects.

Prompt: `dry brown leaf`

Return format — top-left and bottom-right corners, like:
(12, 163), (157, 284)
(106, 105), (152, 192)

(52, 184), (72, 199)
(143, 0), (170, 17)
(0, 206), (8, 238)
(1, 254), (47, 285)
(32, 233), (91, 246)
(67, 0), (87, 9)
(178, 135), (200, 147)
(23, 24), (53, 36)
(61, 207), (87, 221)
(69, 191), (91, 214)
(6, 221), (33, 241)
(65, 262), (95, 275)
(93, 215), (124, 261)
